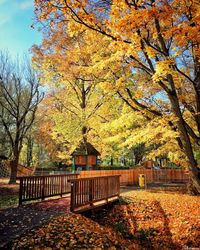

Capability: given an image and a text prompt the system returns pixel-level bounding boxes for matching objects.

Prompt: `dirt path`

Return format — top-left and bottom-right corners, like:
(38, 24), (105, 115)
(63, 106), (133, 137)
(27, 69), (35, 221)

(0, 197), (71, 248)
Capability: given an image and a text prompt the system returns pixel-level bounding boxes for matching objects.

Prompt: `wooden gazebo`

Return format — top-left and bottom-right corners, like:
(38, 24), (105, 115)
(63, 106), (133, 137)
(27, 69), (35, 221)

(71, 142), (100, 171)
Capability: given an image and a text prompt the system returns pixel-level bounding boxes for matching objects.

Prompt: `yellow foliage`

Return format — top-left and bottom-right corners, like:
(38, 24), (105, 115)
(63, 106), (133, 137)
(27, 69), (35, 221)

(33, 0), (200, 166)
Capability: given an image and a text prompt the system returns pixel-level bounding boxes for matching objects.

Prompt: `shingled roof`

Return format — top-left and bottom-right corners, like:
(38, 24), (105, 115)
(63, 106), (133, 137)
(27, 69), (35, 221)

(71, 142), (100, 156)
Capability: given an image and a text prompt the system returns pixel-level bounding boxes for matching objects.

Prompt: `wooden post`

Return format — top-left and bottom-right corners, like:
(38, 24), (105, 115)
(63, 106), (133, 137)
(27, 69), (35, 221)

(70, 182), (75, 212)
(117, 175), (120, 197)
(60, 175), (63, 197)
(151, 168), (153, 183)
(42, 176), (45, 200)
(19, 178), (23, 205)
(106, 177), (109, 203)
(89, 179), (93, 206)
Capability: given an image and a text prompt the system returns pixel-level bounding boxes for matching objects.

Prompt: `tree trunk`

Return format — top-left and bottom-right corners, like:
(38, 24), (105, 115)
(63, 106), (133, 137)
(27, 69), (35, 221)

(9, 158), (18, 184)
(9, 146), (19, 184)
(27, 137), (33, 167)
(188, 167), (200, 195)
(169, 94), (200, 194)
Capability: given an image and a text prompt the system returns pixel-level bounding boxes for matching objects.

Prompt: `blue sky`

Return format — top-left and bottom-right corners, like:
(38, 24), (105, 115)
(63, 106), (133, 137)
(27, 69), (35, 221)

(0, 0), (42, 58)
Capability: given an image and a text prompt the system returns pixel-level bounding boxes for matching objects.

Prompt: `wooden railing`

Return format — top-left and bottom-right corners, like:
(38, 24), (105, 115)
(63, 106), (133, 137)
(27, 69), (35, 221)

(70, 175), (120, 212)
(18, 174), (79, 205)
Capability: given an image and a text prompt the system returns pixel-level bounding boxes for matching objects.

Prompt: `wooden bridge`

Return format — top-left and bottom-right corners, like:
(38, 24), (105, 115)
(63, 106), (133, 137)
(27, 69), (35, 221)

(70, 175), (120, 212)
(17, 174), (120, 212)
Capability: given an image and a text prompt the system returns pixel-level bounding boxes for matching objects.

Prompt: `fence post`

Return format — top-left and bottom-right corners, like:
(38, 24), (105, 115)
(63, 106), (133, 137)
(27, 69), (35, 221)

(117, 176), (120, 196)
(19, 178), (23, 205)
(60, 175), (63, 197)
(42, 176), (45, 200)
(89, 179), (93, 206)
(151, 168), (153, 183)
(106, 177), (109, 203)
(70, 181), (75, 212)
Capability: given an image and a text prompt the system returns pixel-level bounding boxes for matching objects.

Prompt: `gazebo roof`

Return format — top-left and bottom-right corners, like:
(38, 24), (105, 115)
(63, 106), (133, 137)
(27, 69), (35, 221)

(71, 142), (100, 156)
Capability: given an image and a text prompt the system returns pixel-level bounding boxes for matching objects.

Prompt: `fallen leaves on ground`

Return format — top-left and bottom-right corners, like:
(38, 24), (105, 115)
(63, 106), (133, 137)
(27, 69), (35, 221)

(2, 187), (200, 250)
(9, 213), (139, 250)
(96, 190), (200, 249)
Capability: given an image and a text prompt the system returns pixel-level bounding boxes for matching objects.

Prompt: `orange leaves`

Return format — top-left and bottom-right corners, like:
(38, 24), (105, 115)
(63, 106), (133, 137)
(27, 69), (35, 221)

(5, 187), (200, 249)
(119, 190), (200, 249)
(10, 213), (137, 249)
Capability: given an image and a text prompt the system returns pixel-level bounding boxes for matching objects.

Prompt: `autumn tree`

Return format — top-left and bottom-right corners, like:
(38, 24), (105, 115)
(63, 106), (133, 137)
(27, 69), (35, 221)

(32, 29), (115, 164)
(34, 0), (200, 192)
(102, 102), (186, 167)
(0, 52), (43, 183)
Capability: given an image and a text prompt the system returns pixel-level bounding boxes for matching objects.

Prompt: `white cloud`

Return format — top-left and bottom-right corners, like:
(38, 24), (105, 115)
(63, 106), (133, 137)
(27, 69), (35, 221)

(19, 0), (33, 10)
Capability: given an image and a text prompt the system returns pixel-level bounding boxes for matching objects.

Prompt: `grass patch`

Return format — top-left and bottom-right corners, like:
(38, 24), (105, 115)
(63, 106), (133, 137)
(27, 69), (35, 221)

(0, 195), (19, 209)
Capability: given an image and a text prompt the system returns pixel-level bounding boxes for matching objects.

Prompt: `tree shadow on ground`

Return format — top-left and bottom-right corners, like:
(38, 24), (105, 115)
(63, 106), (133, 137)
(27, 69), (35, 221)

(87, 199), (181, 250)
(0, 197), (70, 248)
(147, 200), (179, 250)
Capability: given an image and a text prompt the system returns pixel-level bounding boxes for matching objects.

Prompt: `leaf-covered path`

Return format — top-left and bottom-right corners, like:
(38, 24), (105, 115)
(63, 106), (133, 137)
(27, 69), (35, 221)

(1, 184), (199, 249)
(0, 197), (70, 248)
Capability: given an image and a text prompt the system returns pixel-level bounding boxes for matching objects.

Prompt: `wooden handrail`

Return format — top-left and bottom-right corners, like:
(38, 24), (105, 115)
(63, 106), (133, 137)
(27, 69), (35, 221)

(17, 173), (79, 179)
(18, 174), (79, 205)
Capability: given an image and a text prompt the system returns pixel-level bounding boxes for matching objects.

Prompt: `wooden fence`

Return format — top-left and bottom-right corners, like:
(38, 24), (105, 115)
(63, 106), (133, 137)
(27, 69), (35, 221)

(17, 169), (189, 207)
(79, 169), (189, 185)
(18, 174), (78, 205)
(70, 175), (120, 212)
